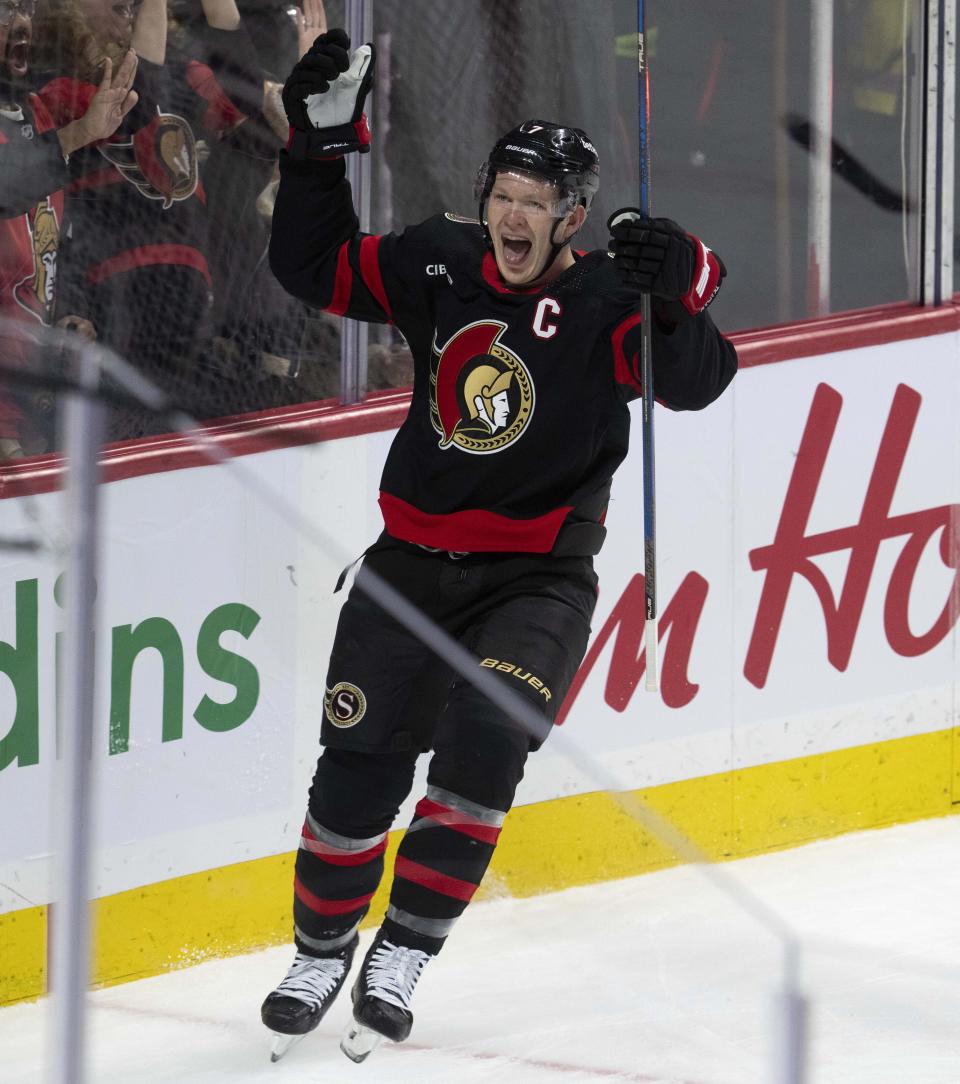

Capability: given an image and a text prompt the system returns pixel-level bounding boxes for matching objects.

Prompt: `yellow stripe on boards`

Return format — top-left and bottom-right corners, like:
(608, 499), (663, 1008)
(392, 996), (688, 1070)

(90, 852), (295, 989)
(0, 904), (46, 1006)
(733, 728), (955, 853)
(479, 769), (735, 901)
(2, 728), (957, 1006)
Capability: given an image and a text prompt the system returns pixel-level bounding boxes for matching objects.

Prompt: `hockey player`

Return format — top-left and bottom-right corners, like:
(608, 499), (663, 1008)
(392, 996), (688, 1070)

(262, 29), (737, 1063)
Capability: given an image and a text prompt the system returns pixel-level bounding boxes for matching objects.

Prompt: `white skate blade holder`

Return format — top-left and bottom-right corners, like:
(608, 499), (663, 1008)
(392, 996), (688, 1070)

(269, 1032), (305, 1063)
(340, 1018), (384, 1063)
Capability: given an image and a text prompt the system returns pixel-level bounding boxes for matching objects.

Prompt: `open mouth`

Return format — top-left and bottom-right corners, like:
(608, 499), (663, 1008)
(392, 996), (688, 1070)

(8, 40), (29, 78)
(501, 236), (532, 268)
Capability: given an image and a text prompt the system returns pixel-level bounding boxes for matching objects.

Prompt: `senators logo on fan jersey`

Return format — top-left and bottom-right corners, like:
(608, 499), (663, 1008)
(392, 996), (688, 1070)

(429, 321), (534, 454)
(13, 198), (60, 323)
(98, 112), (198, 209)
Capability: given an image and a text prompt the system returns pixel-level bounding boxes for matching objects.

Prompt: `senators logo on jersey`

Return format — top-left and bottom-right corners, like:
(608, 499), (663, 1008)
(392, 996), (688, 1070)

(13, 198), (60, 323)
(98, 112), (198, 209)
(429, 320), (534, 454)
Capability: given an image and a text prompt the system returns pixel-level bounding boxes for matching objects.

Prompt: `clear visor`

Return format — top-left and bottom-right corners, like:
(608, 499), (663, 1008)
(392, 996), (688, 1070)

(474, 164), (578, 220)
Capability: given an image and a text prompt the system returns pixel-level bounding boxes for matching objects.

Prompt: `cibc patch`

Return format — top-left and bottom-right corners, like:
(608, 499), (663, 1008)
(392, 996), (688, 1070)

(324, 681), (368, 727)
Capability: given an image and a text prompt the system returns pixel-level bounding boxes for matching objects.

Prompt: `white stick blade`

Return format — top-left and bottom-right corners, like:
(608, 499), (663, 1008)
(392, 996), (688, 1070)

(645, 617), (659, 691)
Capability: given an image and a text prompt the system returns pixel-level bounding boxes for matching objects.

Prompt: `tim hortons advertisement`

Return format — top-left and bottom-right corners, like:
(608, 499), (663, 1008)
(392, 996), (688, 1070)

(524, 332), (959, 800)
(0, 331), (958, 909)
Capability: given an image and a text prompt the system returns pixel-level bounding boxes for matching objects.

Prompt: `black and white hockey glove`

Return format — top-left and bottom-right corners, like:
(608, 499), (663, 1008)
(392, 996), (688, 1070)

(607, 209), (726, 319)
(281, 28), (375, 161)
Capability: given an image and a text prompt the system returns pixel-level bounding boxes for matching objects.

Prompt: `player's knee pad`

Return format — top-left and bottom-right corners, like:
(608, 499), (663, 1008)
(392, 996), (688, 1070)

(308, 746), (417, 837)
(428, 707), (531, 814)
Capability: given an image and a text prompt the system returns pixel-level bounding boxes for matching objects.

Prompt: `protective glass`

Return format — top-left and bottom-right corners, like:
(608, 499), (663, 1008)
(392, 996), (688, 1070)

(474, 164), (578, 220)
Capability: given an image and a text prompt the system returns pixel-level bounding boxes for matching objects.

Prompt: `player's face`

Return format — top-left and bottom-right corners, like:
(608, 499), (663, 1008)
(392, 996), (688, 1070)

(0, 0), (32, 87)
(487, 171), (582, 287)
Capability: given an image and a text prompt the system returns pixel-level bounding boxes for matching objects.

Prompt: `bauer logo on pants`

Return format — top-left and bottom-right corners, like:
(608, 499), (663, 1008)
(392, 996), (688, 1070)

(324, 682), (368, 728)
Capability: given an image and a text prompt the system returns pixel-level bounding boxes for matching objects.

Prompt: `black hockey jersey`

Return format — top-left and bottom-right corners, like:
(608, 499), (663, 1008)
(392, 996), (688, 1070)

(270, 157), (737, 555)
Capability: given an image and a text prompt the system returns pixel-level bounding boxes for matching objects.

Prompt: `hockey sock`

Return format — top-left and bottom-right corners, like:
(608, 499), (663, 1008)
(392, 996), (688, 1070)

(293, 813), (388, 954)
(383, 784), (507, 955)
(294, 748), (417, 955)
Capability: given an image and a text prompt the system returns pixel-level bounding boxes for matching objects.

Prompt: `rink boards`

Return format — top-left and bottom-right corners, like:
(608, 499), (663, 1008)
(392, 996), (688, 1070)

(1, 302), (958, 1005)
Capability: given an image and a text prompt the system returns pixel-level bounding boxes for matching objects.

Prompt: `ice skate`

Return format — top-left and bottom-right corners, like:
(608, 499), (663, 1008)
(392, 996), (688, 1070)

(340, 931), (434, 1063)
(261, 937), (357, 1061)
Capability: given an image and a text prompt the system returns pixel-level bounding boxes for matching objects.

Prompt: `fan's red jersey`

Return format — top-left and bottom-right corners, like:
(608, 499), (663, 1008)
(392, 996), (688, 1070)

(270, 157), (737, 555)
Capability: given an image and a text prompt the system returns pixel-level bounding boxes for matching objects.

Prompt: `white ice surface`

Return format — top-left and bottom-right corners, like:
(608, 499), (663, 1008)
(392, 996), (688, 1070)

(3, 814), (960, 1084)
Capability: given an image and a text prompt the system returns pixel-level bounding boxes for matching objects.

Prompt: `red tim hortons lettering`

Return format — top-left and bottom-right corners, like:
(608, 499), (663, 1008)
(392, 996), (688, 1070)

(556, 571), (709, 723)
(744, 382), (960, 689)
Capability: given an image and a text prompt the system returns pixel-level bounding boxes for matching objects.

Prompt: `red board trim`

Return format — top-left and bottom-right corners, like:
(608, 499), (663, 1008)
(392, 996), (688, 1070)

(3, 300), (958, 500)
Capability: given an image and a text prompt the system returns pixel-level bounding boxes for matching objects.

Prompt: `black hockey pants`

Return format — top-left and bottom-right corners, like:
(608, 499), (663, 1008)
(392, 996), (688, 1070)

(292, 536), (597, 956)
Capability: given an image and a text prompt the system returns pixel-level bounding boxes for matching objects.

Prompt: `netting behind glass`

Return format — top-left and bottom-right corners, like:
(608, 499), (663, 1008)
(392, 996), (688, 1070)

(0, 0), (924, 462)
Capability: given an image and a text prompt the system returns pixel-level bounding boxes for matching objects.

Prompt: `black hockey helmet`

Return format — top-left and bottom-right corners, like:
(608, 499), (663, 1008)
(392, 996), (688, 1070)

(474, 119), (600, 219)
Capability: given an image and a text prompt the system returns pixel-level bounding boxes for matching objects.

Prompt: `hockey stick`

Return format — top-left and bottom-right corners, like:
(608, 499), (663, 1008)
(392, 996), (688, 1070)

(785, 112), (960, 261)
(637, 0), (658, 692)
(783, 112), (912, 212)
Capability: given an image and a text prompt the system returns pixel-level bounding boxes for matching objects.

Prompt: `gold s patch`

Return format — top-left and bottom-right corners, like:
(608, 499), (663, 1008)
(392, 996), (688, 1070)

(324, 681), (367, 727)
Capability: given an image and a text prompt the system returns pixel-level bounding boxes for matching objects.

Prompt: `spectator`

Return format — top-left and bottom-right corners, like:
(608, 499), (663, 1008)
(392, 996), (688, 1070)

(201, 0), (344, 411)
(0, 0), (137, 460)
(32, 0), (265, 438)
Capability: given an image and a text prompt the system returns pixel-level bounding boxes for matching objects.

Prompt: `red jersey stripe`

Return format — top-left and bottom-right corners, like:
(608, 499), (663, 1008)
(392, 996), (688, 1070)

(328, 241), (353, 315)
(185, 59), (246, 132)
(293, 875), (373, 916)
(393, 856), (478, 903)
(86, 244), (211, 286)
(378, 491), (572, 554)
(359, 235), (392, 320)
(610, 311), (644, 391)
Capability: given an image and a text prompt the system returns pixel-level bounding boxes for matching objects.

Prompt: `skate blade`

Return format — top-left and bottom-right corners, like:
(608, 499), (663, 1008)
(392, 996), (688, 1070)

(340, 1019), (384, 1064)
(269, 1032), (305, 1062)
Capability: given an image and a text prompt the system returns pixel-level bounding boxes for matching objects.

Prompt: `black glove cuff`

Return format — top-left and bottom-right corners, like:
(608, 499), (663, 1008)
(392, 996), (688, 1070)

(278, 150), (346, 188)
(285, 118), (372, 162)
